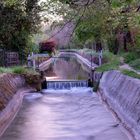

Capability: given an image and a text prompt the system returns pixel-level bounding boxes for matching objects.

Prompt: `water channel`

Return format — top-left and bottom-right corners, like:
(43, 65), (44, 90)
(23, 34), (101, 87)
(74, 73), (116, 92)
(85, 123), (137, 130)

(1, 54), (131, 140)
(1, 89), (130, 140)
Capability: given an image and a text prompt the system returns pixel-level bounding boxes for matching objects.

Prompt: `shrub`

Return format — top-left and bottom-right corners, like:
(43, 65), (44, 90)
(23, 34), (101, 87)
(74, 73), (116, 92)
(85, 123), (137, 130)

(123, 52), (139, 63)
(12, 66), (26, 74)
(96, 51), (120, 72)
(95, 62), (119, 72)
(129, 59), (140, 70)
(0, 67), (12, 73)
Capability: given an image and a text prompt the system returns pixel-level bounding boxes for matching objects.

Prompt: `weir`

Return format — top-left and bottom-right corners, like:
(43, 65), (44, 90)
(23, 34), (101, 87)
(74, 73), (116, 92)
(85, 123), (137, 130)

(46, 80), (88, 89)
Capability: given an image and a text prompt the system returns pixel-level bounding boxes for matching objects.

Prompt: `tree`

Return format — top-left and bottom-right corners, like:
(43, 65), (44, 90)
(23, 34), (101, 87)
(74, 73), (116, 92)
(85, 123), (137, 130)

(52, 0), (140, 54)
(0, 0), (41, 58)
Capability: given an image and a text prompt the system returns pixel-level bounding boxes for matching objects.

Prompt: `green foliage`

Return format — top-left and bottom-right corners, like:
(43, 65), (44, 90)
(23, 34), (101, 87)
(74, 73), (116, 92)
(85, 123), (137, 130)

(123, 52), (139, 63)
(96, 62), (119, 72)
(129, 59), (140, 70)
(0, 66), (38, 75)
(107, 36), (118, 54)
(0, 67), (13, 73)
(96, 52), (120, 72)
(0, 0), (41, 58)
(111, 1), (122, 8)
(12, 66), (27, 74)
(122, 70), (140, 79)
(74, 1), (109, 44)
(55, 0), (140, 55)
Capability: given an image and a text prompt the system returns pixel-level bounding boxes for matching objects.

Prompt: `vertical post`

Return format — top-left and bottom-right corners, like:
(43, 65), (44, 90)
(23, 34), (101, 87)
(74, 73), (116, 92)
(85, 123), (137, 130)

(32, 52), (36, 70)
(91, 43), (94, 83)
(27, 54), (31, 68)
(98, 50), (103, 66)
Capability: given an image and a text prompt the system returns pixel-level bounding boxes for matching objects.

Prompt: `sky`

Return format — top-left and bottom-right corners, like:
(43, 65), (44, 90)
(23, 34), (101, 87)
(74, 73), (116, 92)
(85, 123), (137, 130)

(39, 0), (63, 26)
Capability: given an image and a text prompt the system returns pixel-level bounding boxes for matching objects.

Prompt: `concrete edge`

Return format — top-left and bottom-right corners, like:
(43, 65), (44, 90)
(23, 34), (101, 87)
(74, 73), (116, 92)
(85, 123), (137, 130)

(0, 87), (35, 137)
(97, 70), (139, 140)
(97, 90), (136, 140)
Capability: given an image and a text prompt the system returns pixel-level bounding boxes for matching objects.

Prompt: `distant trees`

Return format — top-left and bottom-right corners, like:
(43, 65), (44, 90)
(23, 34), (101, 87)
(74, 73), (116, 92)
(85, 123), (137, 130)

(0, 0), (41, 58)
(1, 0), (140, 58)
(52, 0), (140, 54)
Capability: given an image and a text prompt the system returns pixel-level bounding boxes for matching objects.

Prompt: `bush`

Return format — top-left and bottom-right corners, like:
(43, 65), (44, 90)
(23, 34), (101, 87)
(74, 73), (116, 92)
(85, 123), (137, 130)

(96, 51), (120, 72)
(12, 66), (26, 74)
(0, 67), (12, 73)
(95, 62), (119, 72)
(108, 37), (116, 54)
(123, 52), (139, 63)
(129, 59), (140, 70)
(0, 66), (39, 75)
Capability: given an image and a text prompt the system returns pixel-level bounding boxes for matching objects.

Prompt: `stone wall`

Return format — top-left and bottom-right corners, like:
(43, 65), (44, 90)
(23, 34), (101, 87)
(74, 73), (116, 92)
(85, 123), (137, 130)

(99, 70), (140, 140)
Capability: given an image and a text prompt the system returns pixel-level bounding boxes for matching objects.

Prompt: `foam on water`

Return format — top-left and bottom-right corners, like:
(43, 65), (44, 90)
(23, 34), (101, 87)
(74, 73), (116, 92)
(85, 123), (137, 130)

(24, 93), (43, 100)
(41, 87), (93, 95)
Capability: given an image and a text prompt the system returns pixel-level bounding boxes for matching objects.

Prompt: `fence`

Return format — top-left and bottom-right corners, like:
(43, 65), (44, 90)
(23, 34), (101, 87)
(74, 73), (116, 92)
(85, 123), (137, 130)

(27, 53), (50, 69)
(5, 52), (19, 66)
(0, 50), (19, 67)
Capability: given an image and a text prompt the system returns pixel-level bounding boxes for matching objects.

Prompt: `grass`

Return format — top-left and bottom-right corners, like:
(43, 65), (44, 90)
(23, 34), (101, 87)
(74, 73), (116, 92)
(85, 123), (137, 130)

(0, 67), (13, 73)
(0, 66), (39, 75)
(121, 69), (140, 79)
(119, 49), (140, 71)
(123, 52), (139, 63)
(129, 59), (140, 71)
(96, 51), (120, 72)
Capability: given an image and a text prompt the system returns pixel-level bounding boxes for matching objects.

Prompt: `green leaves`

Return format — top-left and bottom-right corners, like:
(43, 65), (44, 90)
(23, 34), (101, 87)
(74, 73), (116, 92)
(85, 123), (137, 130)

(111, 0), (122, 8)
(0, 0), (41, 57)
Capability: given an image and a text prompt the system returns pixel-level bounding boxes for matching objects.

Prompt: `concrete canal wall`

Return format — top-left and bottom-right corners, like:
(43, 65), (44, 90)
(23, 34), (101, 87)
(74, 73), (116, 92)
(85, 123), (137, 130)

(0, 74), (25, 110)
(0, 74), (33, 137)
(99, 70), (140, 140)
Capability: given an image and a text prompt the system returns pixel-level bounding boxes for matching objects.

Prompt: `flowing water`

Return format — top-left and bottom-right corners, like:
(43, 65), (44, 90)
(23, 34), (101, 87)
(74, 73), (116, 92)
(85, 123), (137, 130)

(47, 80), (88, 89)
(1, 88), (130, 140)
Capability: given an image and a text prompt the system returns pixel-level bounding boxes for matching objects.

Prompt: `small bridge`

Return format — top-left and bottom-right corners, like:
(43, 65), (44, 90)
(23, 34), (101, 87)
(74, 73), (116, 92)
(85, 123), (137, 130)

(37, 51), (98, 73)
(28, 51), (102, 85)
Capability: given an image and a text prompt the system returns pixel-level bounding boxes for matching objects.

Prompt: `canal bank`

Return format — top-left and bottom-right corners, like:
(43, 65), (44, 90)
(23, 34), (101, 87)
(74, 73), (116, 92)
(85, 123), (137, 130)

(1, 89), (130, 140)
(0, 52), (140, 140)
(98, 70), (140, 140)
(0, 73), (35, 137)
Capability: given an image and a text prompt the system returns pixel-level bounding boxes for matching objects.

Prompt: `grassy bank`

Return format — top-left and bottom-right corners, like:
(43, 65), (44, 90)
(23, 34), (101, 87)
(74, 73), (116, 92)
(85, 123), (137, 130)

(0, 66), (41, 90)
(96, 51), (120, 72)
(0, 66), (39, 75)
(121, 70), (140, 79)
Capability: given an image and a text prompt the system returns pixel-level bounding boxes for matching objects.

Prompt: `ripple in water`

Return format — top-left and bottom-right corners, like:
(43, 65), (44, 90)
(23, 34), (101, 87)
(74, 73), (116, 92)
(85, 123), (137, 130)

(1, 88), (130, 140)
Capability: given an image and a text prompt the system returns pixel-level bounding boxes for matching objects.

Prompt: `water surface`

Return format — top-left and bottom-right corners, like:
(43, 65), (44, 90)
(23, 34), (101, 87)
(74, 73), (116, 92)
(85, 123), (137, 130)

(1, 88), (130, 140)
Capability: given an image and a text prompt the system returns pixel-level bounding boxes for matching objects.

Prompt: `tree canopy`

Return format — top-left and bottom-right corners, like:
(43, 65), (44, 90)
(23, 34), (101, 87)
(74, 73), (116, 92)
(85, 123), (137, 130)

(1, 0), (140, 57)
(48, 0), (140, 53)
(0, 0), (41, 57)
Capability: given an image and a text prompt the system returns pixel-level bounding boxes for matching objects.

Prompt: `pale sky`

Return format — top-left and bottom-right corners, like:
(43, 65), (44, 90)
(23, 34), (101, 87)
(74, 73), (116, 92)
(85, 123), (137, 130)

(39, 0), (63, 25)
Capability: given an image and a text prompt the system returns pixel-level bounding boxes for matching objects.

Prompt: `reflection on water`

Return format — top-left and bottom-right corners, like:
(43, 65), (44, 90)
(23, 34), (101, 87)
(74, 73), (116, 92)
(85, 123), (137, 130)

(1, 89), (130, 140)
(53, 55), (89, 79)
